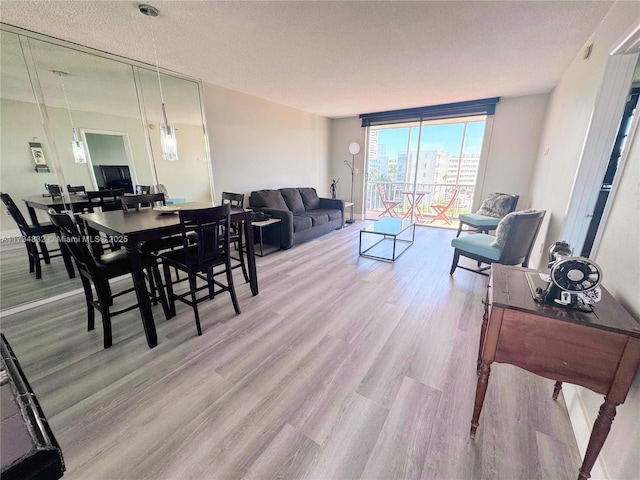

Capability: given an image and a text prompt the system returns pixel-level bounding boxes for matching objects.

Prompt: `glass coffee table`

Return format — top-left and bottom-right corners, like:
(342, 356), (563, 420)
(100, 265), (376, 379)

(359, 218), (415, 261)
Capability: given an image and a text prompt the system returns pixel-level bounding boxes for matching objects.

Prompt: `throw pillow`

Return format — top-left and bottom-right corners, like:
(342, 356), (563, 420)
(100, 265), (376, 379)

(477, 193), (514, 218)
(251, 189), (289, 211)
(490, 211), (518, 249)
(279, 188), (306, 214)
(299, 187), (320, 211)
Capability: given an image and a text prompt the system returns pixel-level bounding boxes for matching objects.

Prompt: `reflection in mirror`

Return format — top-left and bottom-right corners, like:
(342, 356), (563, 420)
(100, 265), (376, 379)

(28, 37), (153, 198)
(137, 68), (211, 203)
(0, 27), (213, 312)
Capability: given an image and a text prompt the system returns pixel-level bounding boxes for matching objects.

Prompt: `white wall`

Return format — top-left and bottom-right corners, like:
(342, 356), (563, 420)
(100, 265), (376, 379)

(202, 82), (331, 204)
(476, 94), (549, 211)
(330, 117), (365, 217)
(528, 2), (640, 269)
(527, 3), (640, 479)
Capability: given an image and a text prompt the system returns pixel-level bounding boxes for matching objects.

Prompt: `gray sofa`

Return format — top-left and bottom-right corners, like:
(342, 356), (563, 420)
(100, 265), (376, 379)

(249, 187), (344, 249)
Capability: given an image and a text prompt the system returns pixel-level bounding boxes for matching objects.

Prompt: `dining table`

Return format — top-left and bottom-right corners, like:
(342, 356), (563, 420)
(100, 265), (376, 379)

(79, 203), (258, 348)
(23, 194), (92, 224)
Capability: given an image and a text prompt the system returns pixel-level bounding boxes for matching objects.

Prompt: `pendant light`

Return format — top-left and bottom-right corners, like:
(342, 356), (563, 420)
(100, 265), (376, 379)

(53, 70), (87, 163)
(139, 3), (178, 161)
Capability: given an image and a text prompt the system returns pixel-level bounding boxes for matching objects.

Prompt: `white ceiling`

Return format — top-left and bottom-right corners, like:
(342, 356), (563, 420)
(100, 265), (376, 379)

(0, 1), (615, 118)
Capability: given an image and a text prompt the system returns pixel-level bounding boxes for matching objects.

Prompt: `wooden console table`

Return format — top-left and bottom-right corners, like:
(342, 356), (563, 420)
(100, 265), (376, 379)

(472, 264), (640, 480)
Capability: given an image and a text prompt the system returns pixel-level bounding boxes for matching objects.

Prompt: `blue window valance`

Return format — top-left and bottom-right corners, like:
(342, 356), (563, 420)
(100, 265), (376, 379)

(360, 97), (500, 127)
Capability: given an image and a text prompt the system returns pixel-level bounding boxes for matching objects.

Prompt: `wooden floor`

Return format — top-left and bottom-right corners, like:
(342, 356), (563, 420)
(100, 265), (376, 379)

(0, 244), (81, 309)
(0, 224), (582, 480)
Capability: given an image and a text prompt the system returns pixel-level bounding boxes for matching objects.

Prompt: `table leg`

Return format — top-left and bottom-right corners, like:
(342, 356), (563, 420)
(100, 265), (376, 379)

(478, 301), (490, 372)
(471, 361), (491, 437)
(242, 212), (259, 296)
(553, 381), (563, 400)
(578, 398), (618, 480)
(26, 205), (39, 226)
(126, 241), (157, 348)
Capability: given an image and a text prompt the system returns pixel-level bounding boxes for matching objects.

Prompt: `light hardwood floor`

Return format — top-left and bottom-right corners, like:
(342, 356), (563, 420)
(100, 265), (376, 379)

(0, 224), (582, 479)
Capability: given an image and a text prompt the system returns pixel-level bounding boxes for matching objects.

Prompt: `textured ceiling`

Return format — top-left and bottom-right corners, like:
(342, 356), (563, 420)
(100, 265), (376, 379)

(0, 1), (615, 118)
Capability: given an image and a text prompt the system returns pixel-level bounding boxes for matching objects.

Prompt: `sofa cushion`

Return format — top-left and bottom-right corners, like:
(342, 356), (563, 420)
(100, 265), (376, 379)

(292, 215), (312, 232)
(280, 188), (306, 214)
(251, 189), (289, 211)
(299, 187), (320, 211)
(299, 211), (328, 226)
(313, 208), (341, 222)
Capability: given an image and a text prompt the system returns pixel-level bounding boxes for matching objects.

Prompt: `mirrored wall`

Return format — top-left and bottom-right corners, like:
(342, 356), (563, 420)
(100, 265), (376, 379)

(0, 25), (213, 309)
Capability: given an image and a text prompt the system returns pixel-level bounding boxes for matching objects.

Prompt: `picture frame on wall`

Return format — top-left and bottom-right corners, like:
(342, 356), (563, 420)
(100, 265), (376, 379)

(29, 142), (50, 172)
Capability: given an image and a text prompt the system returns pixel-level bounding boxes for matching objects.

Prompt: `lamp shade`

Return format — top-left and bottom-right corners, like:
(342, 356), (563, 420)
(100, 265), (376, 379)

(160, 123), (178, 161)
(348, 142), (360, 155)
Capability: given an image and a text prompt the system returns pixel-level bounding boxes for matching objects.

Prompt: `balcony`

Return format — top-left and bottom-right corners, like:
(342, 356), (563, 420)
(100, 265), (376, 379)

(365, 181), (476, 229)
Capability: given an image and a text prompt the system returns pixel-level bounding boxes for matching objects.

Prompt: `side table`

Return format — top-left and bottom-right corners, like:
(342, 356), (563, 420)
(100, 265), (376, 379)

(472, 264), (640, 480)
(252, 217), (282, 257)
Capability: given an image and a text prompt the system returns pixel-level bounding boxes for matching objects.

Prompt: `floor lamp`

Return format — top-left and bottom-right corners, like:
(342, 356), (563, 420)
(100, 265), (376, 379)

(344, 142), (360, 224)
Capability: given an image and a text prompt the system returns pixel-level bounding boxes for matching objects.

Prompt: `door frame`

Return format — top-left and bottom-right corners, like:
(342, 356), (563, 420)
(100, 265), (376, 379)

(561, 51), (638, 255)
(80, 129), (138, 191)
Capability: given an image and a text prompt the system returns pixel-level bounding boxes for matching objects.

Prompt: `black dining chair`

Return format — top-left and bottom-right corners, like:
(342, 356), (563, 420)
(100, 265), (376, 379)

(86, 189), (125, 213)
(120, 193), (165, 212)
(45, 184), (62, 199)
(66, 185), (87, 196)
(159, 204), (241, 336)
(1, 192), (73, 279)
(48, 211), (170, 348)
(221, 192), (249, 283)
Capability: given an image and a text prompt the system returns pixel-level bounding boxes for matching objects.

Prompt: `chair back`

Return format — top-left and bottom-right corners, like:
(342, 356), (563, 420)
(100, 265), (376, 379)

(1, 193), (29, 231)
(46, 184), (62, 198)
(377, 184), (389, 200)
(221, 192), (244, 208)
(48, 211), (103, 285)
(499, 210), (546, 266)
(135, 185), (151, 195)
(121, 193), (165, 211)
(443, 188), (460, 208)
(178, 204), (231, 270)
(67, 185), (86, 195)
(86, 189), (125, 212)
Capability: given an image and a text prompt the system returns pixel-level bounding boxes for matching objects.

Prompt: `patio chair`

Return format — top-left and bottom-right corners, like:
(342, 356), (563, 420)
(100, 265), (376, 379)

(377, 184), (401, 218)
(449, 209), (545, 276)
(429, 188), (459, 224)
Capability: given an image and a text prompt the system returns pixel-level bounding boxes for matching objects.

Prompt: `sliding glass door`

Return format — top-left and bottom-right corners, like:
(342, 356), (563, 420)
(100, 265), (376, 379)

(365, 116), (486, 226)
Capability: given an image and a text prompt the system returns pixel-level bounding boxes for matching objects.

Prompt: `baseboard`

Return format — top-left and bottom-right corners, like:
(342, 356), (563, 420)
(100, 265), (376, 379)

(563, 384), (609, 480)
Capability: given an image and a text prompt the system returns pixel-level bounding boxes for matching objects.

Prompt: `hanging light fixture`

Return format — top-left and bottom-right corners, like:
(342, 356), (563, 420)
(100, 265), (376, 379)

(53, 70), (87, 163)
(139, 3), (178, 161)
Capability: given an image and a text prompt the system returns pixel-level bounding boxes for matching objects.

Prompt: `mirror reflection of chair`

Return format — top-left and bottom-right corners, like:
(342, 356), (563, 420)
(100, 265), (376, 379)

(450, 209), (546, 276)
(221, 192), (249, 283)
(456, 192), (519, 237)
(48, 210), (170, 348)
(377, 184), (401, 218)
(86, 188), (125, 212)
(1, 192), (73, 279)
(45, 184), (62, 199)
(159, 205), (241, 336)
(120, 193), (165, 212)
(66, 185), (86, 196)
(135, 185), (151, 195)
(429, 188), (459, 225)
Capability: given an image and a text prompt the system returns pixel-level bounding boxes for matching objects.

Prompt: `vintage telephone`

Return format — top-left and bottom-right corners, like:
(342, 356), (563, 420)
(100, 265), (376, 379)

(528, 241), (603, 311)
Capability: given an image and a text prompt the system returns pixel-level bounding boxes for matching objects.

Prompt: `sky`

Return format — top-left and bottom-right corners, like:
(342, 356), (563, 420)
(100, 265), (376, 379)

(375, 121), (485, 157)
